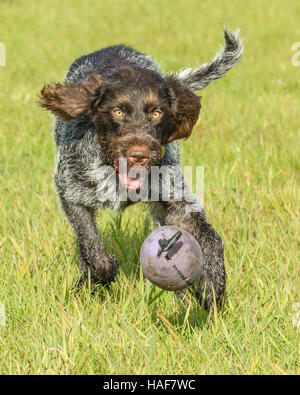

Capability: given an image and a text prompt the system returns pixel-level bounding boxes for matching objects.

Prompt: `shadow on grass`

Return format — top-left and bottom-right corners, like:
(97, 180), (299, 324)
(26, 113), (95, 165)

(148, 287), (211, 331)
(63, 210), (224, 329)
(101, 209), (154, 278)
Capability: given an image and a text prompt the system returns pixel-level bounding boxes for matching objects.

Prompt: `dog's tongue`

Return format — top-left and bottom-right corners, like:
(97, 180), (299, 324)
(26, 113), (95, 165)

(114, 161), (145, 190)
(118, 172), (143, 190)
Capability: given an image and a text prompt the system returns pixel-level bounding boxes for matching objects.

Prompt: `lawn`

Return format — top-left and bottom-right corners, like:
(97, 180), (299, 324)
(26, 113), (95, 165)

(0, 0), (299, 374)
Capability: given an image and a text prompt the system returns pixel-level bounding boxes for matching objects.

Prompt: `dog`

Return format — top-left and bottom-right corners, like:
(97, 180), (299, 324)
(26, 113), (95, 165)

(38, 28), (243, 310)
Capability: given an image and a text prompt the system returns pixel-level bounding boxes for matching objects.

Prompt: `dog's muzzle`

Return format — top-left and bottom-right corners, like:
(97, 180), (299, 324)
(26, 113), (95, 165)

(113, 144), (165, 190)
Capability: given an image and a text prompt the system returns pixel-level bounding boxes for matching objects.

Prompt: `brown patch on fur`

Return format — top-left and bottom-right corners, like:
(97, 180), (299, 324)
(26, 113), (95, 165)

(142, 89), (160, 109)
(114, 93), (131, 108)
(38, 74), (104, 121)
(166, 76), (201, 143)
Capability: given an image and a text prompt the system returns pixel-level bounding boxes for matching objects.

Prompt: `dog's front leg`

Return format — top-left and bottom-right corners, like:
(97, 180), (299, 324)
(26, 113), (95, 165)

(166, 201), (225, 311)
(152, 199), (225, 311)
(59, 197), (119, 286)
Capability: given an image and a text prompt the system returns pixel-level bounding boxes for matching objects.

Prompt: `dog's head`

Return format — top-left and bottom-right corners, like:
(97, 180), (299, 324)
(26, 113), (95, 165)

(39, 29), (243, 190)
(39, 67), (200, 189)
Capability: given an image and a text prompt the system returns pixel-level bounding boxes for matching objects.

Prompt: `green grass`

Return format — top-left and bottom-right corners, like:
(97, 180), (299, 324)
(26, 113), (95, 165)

(0, 0), (299, 375)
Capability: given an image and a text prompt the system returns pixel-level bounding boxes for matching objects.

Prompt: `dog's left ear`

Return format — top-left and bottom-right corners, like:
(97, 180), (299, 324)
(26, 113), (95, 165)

(165, 76), (201, 143)
(38, 74), (104, 121)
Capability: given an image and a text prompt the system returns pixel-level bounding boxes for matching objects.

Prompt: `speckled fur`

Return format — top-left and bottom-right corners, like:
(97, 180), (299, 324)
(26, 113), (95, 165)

(39, 28), (242, 310)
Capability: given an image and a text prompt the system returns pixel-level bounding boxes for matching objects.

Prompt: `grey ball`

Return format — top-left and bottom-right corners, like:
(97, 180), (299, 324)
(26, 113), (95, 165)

(140, 225), (203, 291)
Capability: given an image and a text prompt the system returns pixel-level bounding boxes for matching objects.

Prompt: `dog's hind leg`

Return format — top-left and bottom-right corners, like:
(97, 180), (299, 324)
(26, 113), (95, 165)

(59, 196), (119, 286)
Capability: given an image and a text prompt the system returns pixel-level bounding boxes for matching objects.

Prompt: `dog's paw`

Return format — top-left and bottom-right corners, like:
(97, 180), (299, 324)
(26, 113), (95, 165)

(106, 253), (120, 280)
(100, 253), (120, 285)
(78, 251), (120, 287)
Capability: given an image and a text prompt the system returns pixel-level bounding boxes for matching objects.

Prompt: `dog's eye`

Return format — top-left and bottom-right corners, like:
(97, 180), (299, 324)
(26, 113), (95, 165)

(152, 110), (162, 120)
(113, 108), (124, 118)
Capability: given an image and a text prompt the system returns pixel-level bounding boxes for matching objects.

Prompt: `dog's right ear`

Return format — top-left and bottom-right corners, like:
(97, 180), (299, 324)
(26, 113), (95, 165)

(164, 76), (201, 143)
(38, 74), (104, 121)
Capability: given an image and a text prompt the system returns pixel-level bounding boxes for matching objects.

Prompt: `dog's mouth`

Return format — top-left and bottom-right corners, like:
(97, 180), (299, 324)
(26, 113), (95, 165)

(113, 160), (150, 190)
(110, 141), (164, 190)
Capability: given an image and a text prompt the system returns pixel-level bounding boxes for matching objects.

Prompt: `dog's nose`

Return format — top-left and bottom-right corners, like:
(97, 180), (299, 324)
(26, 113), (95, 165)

(127, 151), (149, 165)
(127, 146), (150, 166)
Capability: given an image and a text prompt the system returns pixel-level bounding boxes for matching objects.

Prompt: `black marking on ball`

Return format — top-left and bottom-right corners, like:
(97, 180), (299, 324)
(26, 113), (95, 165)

(172, 264), (193, 287)
(157, 231), (182, 257)
(165, 241), (183, 260)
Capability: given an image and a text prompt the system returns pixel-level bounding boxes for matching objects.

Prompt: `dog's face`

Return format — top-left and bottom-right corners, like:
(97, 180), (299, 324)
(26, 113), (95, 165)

(39, 67), (200, 189)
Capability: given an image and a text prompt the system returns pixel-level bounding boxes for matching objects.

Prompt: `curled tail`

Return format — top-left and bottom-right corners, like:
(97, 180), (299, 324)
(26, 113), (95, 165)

(176, 27), (243, 91)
